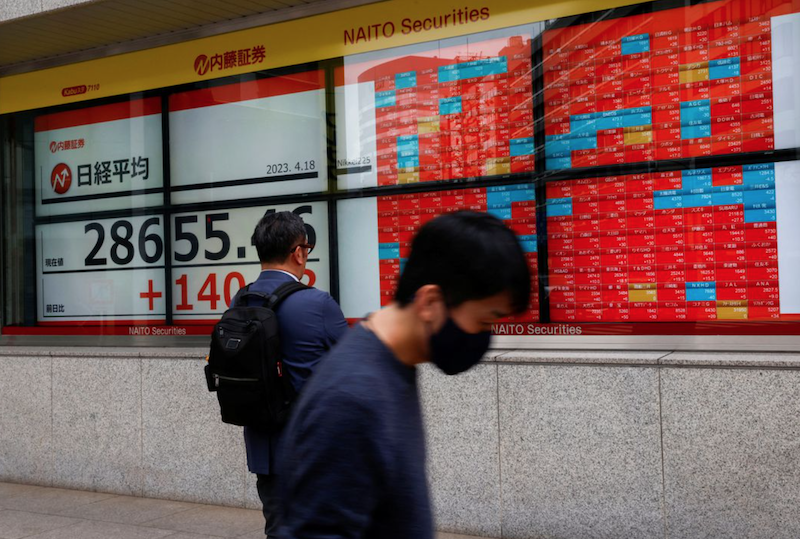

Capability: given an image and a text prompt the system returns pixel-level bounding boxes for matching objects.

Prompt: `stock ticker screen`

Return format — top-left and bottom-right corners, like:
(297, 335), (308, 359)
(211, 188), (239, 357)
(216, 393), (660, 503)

(376, 184), (539, 322)
(542, 0), (800, 170)
(336, 26), (537, 190)
(545, 161), (800, 324)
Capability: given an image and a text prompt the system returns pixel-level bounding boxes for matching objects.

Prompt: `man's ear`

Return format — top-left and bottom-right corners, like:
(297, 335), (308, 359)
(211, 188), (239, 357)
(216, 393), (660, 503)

(289, 247), (304, 266)
(413, 284), (446, 327)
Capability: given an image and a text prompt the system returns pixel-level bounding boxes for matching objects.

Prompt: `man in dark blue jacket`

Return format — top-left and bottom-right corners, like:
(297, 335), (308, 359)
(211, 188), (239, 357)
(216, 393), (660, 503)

(278, 211), (532, 539)
(243, 211), (348, 538)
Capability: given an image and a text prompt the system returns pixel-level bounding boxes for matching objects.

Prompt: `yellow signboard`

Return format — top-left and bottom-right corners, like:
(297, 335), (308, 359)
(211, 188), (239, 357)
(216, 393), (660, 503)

(0, 0), (643, 114)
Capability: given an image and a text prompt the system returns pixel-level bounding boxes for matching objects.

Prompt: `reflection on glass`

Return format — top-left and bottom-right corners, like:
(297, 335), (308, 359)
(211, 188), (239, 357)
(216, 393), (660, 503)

(336, 25), (541, 190)
(169, 71), (327, 204)
(542, 0), (800, 170)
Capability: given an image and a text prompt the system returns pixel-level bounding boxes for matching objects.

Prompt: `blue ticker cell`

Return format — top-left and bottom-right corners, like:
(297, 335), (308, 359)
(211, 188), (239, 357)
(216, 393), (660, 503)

(682, 193), (713, 208)
(568, 136), (597, 152)
(487, 183), (534, 194)
(682, 171), (712, 192)
(571, 118), (597, 134)
(375, 90), (396, 109)
(437, 56), (508, 82)
(547, 198), (573, 217)
(510, 137), (535, 156)
(519, 236), (538, 253)
(656, 189), (680, 197)
(465, 56), (507, 79)
(681, 99), (710, 110)
(397, 156), (419, 168)
(743, 189), (776, 210)
(488, 207), (513, 220)
(439, 96), (462, 115)
(654, 194), (683, 210)
(709, 57), (740, 79)
(744, 163), (774, 172)
(438, 64), (458, 81)
(594, 115), (625, 131)
(743, 165), (776, 188)
(745, 208), (777, 223)
(712, 190), (744, 205)
(622, 112), (652, 128)
(547, 156), (572, 170)
(683, 168), (713, 177)
(545, 138), (572, 157)
(680, 104), (711, 125)
(396, 135), (418, 152)
(686, 281), (715, 288)
(686, 282), (716, 302)
(567, 107), (652, 134)
(396, 134), (419, 169)
(621, 34), (650, 55)
(710, 57), (739, 67)
(395, 71), (417, 89)
(488, 188), (534, 206)
(375, 90), (396, 108)
(548, 197), (571, 205)
(379, 244), (400, 260)
(625, 106), (653, 116)
(682, 124), (712, 139)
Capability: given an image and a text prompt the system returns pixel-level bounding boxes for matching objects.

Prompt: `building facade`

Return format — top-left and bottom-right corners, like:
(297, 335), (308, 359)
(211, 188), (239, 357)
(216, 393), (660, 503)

(2, 0), (800, 537)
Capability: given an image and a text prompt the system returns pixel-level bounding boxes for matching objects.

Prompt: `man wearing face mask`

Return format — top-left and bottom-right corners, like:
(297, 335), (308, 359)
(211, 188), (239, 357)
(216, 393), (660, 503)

(277, 211), (531, 539)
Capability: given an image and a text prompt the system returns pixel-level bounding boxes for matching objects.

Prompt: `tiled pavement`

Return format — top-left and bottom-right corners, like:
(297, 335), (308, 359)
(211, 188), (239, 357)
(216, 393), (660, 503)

(0, 482), (489, 539)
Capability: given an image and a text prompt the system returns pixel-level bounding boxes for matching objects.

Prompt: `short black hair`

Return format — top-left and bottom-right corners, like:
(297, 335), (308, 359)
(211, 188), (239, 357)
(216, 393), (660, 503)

(252, 211), (307, 264)
(395, 211), (531, 313)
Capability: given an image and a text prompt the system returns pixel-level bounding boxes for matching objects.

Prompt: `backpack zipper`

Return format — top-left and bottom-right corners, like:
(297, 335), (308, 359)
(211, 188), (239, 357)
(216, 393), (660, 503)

(214, 374), (259, 387)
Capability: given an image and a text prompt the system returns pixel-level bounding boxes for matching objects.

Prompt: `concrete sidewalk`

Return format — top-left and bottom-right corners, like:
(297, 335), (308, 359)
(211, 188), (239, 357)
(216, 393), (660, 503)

(0, 482), (488, 539)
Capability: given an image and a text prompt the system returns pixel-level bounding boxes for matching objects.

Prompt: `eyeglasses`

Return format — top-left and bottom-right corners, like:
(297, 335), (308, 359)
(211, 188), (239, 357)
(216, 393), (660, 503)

(290, 243), (315, 255)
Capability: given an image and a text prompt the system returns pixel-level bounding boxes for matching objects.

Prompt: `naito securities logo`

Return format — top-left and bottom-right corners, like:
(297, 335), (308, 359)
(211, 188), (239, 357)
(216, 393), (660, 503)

(194, 45), (266, 76)
(50, 163), (72, 195)
(50, 138), (85, 153)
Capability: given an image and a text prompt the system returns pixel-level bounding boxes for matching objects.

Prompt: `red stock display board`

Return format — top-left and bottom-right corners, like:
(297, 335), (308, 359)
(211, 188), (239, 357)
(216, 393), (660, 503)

(376, 184), (539, 322)
(545, 162), (800, 325)
(341, 31), (536, 187)
(542, 0), (795, 170)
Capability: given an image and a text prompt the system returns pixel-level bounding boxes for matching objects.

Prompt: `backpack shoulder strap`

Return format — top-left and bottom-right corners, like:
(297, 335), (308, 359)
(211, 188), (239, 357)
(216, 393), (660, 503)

(231, 284), (270, 307)
(267, 281), (310, 310)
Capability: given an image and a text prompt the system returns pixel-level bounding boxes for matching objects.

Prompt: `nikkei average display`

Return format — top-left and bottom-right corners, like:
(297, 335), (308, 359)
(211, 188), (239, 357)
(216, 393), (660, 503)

(543, 0), (800, 170)
(34, 98), (166, 324)
(336, 24), (539, 190)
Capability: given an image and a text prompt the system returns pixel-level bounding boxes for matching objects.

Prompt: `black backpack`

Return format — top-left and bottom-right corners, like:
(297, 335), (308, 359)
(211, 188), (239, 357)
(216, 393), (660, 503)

(205, 281), (308, 431)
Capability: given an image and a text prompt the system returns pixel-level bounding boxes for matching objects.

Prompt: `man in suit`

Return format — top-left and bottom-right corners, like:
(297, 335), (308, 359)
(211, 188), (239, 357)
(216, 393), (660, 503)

(244, 211), (348, 538)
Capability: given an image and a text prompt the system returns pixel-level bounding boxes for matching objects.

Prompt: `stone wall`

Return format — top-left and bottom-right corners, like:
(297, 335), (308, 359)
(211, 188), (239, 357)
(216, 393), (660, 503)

(2, 346), (799, 538)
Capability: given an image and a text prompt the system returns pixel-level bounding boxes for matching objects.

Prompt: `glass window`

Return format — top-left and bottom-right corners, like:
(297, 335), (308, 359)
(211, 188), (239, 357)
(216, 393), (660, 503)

(335, 23), (541, 190)
(3, 0), (800, 344)
(169, 71), (328, 204)
(337, 183), (539, 322)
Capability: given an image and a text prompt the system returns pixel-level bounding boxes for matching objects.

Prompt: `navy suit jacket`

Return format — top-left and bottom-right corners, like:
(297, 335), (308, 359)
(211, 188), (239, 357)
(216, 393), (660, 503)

(242, 270), (348, 475)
